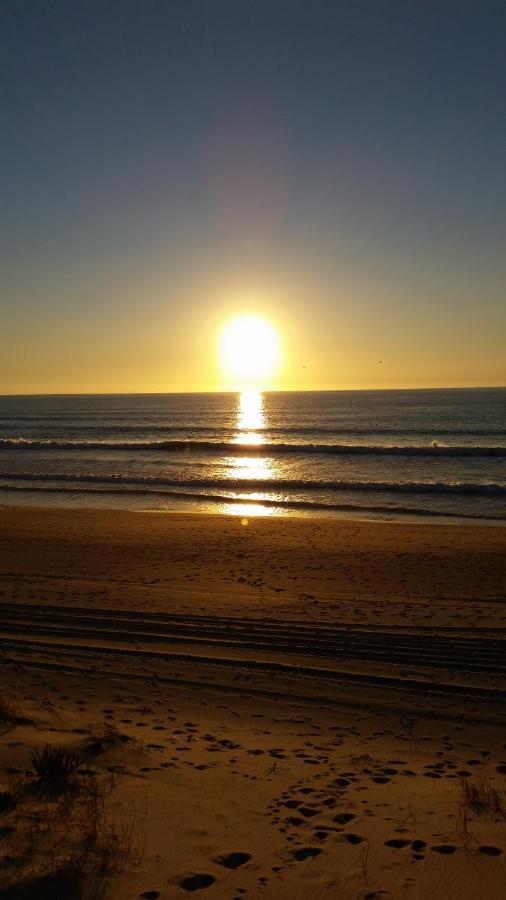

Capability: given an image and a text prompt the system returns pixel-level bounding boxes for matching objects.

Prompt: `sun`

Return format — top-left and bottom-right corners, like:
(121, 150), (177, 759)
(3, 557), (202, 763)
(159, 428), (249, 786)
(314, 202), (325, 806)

(219, 315), (281, 385)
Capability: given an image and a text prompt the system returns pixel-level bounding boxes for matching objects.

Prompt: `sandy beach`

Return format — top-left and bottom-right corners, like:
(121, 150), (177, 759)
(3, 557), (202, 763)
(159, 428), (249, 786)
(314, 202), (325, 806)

(1, 506), (506, 899)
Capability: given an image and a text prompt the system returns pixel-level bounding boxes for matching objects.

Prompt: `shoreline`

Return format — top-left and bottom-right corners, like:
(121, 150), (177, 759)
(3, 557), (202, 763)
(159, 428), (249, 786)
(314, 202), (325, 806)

(1, 492), (504, 527)
(1, 498), (506, 527)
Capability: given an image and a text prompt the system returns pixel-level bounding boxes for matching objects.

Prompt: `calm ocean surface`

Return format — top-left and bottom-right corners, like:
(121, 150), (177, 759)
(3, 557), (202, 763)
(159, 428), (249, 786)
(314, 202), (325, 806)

(0, 389), (505, 522)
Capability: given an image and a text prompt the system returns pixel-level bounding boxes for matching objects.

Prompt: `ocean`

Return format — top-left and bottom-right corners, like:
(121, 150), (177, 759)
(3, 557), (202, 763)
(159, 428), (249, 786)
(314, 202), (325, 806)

(0, 389), (505, 523)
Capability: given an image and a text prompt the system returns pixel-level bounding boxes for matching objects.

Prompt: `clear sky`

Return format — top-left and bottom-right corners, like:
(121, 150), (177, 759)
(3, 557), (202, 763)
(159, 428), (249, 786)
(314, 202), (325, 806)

(1, 0), (505, 393)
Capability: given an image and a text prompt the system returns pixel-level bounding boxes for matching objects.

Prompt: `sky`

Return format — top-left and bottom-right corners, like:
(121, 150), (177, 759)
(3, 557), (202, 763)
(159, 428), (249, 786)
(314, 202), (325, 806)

(1, 0), (505, 393)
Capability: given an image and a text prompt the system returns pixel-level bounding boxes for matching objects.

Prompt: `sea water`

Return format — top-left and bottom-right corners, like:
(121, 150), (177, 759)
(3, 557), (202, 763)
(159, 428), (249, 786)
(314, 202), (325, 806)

(0, 389), (505, 522)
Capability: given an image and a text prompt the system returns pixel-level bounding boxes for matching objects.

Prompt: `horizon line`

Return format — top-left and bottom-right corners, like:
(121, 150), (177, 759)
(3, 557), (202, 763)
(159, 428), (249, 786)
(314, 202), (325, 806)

(0, 385), (505, 398)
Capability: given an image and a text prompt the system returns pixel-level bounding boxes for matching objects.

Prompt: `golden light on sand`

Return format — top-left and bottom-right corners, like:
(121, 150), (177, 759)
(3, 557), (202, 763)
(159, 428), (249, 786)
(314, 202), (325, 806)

(219, 315), (280, 384)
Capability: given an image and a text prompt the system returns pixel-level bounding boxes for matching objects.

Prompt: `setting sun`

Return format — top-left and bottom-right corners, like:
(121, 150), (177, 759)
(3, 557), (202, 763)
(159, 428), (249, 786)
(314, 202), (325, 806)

(219, 315), (281, 385)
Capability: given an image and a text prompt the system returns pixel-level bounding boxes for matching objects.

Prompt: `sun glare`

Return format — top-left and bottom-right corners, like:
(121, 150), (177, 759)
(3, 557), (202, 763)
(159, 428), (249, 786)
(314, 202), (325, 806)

(219, 315), (280, 385)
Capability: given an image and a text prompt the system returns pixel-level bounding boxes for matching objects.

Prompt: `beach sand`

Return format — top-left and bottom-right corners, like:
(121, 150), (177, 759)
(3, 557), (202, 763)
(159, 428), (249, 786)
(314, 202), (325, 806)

(0, 506), (505, 898)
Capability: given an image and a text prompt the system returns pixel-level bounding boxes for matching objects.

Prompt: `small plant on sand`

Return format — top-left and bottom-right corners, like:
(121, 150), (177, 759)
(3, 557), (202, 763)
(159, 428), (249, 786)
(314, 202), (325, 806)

(30, 745), (82, 781)
(460, 776), (504, 817)
(77, 775), (140, 876)
(458, 776), (505, 845)
(360, 840), (370, 885)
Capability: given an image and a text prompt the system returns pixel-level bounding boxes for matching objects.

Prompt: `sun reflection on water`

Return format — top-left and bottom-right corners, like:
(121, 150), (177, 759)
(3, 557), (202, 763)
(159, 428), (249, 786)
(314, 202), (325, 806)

(217, 500), (276, 517)
(227, 454), (272, 481)
(222, 392), (280, 514)
(235, 390), (265, 444)
(229, 391), (272, 482)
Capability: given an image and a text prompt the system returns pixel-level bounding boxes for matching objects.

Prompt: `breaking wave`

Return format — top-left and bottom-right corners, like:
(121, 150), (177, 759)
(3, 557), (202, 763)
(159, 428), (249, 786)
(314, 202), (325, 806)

(1, 438), (505, 457)
(0, 471), (504, 496)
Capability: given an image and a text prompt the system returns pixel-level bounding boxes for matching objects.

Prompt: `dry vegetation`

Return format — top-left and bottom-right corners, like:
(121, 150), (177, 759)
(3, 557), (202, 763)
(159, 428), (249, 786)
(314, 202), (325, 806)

(30, 745), (82, 781)
(0, 731), (141, 900)
(460, 776), (504, 818)
(458, 776), (505, 844)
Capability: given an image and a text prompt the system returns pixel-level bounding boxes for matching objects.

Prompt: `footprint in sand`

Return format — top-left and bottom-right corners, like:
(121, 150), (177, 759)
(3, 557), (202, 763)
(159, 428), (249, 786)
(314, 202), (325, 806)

(334, 777), (351, 787)
(298, 806), (319, 818)
(180, 874), (216, 892)
(214, 852), (251, 869)
(293, 847), (322, 861)
(345, 833), (364, 845)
